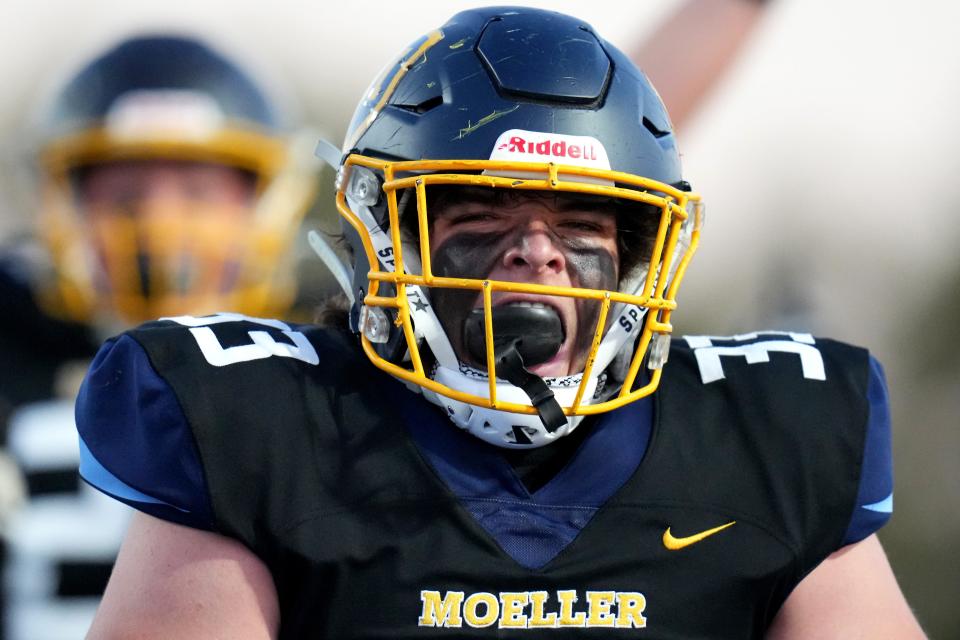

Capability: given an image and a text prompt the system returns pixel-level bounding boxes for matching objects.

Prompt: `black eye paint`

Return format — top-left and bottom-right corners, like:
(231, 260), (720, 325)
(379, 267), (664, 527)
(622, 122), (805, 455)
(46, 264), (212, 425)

(429, 224), (618, 367)
(431, 232), (503, 360)
(569, 249), (617, 357)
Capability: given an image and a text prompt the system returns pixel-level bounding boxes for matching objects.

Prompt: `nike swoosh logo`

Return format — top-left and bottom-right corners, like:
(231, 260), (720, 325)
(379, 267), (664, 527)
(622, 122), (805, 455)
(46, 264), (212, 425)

(662, 521), (736, 551)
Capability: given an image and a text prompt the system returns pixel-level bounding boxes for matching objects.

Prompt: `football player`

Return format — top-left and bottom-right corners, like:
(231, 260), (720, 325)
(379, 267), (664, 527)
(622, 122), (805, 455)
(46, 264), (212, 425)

(0, 34), (317, 640)
(76, 7), (924, 639)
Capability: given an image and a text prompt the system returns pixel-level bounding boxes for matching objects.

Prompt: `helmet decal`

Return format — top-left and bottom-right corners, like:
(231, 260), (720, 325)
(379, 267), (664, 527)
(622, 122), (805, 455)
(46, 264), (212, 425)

(490, 130), (611, 170)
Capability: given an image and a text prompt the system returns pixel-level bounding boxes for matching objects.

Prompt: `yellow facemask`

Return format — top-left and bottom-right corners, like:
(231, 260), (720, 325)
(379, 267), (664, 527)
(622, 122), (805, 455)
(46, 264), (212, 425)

(337, 154), (703, 422)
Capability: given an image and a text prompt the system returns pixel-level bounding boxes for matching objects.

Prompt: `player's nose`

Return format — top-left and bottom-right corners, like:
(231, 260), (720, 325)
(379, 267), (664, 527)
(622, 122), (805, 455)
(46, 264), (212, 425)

(502, 221), (566, 274)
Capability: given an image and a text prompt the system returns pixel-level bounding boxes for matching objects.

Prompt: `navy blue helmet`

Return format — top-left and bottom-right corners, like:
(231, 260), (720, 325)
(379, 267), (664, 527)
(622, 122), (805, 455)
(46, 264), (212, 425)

(334, 7), (703, 447)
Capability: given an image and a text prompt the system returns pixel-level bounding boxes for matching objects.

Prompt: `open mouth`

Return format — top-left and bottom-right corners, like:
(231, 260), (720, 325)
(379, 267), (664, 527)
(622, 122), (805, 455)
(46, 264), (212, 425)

(463, 296), (572, 375)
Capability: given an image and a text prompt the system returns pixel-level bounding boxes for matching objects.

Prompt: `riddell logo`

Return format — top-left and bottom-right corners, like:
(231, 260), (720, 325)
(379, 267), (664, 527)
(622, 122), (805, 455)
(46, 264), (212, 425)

(497, 136), (599, 161)
(488, 129), (611, 171)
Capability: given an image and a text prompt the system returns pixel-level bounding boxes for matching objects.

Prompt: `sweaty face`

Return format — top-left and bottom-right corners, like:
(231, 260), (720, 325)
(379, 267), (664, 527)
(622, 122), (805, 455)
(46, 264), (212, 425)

(428, 189), (620, 377)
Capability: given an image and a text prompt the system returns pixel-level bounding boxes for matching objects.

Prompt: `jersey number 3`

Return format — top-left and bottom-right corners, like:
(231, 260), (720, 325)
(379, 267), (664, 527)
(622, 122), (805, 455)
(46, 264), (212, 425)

(684, 331), (825, 384)
(162, 312), (320, 367)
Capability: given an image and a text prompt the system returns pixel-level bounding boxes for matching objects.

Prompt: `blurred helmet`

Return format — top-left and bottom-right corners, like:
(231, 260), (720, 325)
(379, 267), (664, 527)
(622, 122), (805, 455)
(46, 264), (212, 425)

(36, 34), (318, 325)
(335, 7), (703, 447)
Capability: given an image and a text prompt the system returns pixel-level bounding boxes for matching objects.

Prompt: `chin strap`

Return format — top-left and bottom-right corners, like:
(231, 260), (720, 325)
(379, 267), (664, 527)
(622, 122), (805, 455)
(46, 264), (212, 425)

(493, 340), (567, 432)
(462, 306), (568, 432)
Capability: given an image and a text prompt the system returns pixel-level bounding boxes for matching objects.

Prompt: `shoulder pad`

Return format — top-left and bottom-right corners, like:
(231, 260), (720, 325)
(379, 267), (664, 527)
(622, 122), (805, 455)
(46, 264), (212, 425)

(76, 332), (214, 529)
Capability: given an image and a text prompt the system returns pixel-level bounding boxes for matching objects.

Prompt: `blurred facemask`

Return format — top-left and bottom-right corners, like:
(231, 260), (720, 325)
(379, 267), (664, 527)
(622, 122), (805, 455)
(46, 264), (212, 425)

(34, 35), (318, 326)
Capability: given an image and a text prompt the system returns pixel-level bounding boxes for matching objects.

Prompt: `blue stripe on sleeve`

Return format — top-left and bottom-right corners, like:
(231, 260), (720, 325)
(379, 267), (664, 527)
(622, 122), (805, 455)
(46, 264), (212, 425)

(78, 435), (187, 511)
(841, 355), (894, 546)
(75, 333), (215, 531)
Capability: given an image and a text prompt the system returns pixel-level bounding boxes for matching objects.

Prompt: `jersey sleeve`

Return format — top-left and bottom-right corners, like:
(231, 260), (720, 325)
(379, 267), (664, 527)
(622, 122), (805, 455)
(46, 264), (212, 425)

(75, 333), (214, 531)
(841, 354), (894, 546)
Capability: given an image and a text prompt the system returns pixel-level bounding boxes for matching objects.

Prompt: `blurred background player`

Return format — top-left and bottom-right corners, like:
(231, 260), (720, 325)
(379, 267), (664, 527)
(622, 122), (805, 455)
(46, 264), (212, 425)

(0, 33), (319, 639)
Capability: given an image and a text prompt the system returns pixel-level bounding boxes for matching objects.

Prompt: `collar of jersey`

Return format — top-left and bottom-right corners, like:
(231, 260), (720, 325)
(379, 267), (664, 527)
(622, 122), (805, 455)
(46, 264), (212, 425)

(394, 387), (654, 506)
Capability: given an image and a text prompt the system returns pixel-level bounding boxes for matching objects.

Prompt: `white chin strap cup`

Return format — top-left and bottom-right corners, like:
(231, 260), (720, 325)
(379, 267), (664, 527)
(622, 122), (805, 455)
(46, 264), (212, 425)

(423, 364), (599, 449)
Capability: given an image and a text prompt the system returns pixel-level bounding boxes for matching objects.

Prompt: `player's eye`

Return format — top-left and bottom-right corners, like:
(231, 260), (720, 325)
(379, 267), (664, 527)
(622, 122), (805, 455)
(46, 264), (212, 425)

(557, 215), (615, 237)
(446, 210), (502, 226)
(560, 220), (603, 232)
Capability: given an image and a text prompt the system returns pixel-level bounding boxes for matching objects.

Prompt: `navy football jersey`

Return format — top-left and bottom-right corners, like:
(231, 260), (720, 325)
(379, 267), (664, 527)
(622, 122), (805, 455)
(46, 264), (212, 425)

(76, 315), (893, 638)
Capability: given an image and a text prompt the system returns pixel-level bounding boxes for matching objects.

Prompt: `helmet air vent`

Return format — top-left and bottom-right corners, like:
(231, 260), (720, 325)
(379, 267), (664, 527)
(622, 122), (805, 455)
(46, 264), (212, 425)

(393, 95), (444, 115)
(642, 116), (670, 139)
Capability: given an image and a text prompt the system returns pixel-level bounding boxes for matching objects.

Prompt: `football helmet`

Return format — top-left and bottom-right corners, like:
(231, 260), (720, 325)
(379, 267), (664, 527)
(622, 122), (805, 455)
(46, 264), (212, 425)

(36, 35), (317, 325)
(335, 7), (703, 447)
